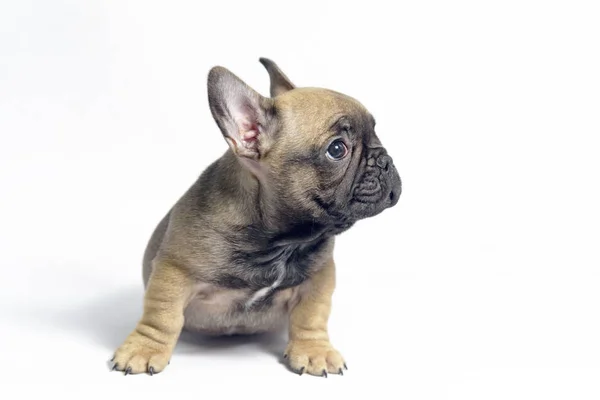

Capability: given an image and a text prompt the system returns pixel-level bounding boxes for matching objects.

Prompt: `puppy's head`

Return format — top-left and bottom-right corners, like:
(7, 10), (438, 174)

(207, 58), (401, 234)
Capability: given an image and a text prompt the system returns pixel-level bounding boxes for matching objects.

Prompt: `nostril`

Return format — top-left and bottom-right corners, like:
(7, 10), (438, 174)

(377, 155), (392, 171)
(389, 190), (395, 202)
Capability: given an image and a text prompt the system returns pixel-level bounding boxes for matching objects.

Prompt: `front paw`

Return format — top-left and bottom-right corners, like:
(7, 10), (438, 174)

(111, 329), (173, 375)
(284, 339), (346, 377)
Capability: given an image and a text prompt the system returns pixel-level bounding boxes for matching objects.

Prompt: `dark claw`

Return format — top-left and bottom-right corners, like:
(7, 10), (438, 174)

(112, 363), (118, 371)
(298, 366), (305, 376)
(344, 362), (348, 370)
(124, 367), (132, 376)
(322, 369), (328, 378)
(148, 366), (155, 376)
(339, 368), (344, 376)
(283, 354), (288, 359)
(110, 356), (115, 362)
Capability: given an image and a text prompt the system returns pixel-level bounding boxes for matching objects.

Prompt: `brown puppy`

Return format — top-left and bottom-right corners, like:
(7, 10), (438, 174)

(111, 58), (402, 377)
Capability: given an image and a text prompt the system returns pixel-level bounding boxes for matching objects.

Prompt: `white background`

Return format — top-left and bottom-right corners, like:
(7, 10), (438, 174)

(1, 1), (599, 398)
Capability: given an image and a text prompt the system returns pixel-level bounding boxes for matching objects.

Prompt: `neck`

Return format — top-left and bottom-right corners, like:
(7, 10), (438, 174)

(215, 150), (280, 229)
(210, 151), (348, 249)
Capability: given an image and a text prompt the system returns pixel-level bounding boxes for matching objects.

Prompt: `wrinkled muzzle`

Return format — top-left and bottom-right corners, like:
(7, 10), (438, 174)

(350, 148), (402, 219)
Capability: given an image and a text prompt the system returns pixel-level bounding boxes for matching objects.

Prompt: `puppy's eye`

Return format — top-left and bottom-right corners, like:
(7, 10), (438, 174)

(326, 140), (348, 160)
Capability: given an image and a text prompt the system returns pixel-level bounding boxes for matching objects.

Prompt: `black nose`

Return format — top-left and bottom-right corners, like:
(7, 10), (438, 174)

(376, 155), (392, 171)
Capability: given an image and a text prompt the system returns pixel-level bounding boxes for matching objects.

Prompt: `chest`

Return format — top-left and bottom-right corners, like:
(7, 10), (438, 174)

(214, 237), (330, 297)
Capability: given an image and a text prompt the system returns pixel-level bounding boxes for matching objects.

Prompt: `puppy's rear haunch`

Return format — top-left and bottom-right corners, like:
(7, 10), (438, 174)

(111, 58), (402, 377)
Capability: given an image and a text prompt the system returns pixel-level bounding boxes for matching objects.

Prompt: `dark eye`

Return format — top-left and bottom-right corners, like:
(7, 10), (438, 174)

(326, 139), (348, 160)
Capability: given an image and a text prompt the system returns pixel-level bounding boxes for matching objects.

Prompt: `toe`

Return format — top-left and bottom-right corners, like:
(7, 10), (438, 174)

(148, 353), (170, 374)
(288, 353), (309, 375)
(306, 355), (327, 376)
(326, 349), (345, 373)
(126, 354), (149, 374)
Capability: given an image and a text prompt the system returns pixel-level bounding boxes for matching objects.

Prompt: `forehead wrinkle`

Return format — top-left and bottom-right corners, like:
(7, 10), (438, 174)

(274, 88), (369, 148)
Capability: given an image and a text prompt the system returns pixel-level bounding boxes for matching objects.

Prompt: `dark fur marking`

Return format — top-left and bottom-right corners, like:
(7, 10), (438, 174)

(229, 237), (328, 290)
(212, 274), (251, 289)
(210, 220), (335, 292)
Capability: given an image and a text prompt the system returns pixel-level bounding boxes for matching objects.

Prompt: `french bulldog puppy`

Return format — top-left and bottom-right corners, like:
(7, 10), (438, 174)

(111, 58), (402, 377)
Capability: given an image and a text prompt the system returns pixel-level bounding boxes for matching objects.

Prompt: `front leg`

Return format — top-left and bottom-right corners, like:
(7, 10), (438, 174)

(112, 260), (194, 375)
(285, 258), (346, 377)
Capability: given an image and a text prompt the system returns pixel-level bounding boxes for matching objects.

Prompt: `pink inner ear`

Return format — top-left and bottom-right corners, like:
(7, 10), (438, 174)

(242, 129), (258, 141)
(240, 120), (259, 148)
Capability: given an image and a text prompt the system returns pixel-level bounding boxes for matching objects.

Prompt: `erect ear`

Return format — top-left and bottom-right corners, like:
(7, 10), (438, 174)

(207, 66), (276, 161)
(259, 57), (296, 97)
